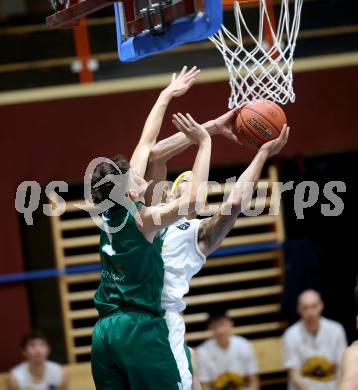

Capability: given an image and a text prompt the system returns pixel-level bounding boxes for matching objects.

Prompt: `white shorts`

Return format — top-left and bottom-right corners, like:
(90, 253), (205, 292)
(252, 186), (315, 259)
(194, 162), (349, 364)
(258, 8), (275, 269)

(165, 310), (192, 390)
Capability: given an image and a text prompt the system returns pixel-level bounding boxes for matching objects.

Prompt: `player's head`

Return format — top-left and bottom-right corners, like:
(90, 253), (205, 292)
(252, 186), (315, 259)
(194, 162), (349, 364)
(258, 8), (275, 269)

(21, 331), (50, 364)
(297, 289), (324, 325)
(208, 312), (233, 343)
(170, 171), (193, 200)
(169, 171), (208, 217)
(91, 155), (148, 205)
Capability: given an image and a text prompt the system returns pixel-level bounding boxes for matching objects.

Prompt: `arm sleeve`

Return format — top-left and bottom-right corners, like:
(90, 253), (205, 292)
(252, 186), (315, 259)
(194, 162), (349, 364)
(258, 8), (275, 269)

(196, 347), (213, 383)
(283, 331), (301, 369)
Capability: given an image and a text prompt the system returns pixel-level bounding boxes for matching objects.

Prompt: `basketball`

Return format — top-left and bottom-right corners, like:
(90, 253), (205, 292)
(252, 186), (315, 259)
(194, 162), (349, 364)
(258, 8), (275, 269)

(235, 100), (287, 150)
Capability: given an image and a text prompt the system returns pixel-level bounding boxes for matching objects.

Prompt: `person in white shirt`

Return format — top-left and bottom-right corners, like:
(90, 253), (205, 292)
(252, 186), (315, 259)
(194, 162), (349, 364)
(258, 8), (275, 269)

(145, 110), (289, 390)
(338, 277), (358, 390)
(196, 313), (259, 390)
(7, 331), (67, 390)
(283, 289), (347, 390)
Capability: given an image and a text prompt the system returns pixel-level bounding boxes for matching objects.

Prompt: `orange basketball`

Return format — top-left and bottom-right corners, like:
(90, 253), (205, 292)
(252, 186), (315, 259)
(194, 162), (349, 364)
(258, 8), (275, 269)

(235, 100), (287, 150)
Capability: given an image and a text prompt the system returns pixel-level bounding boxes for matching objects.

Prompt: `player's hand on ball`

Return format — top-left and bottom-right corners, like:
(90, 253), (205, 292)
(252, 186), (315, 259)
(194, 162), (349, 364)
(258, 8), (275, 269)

(172, 113), (210, 144)
(166, 66), (200, 97)
(213, 107), (243, 144)
(259, 124), (290, 157)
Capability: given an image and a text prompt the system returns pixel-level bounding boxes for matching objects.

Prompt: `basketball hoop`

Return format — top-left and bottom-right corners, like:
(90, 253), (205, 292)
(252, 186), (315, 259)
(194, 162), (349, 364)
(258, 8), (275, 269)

(210, 0), (303, 108)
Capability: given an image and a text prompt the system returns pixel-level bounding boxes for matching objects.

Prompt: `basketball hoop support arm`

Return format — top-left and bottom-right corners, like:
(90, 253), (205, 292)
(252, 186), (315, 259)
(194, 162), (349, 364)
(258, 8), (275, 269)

(46, 0), (115, 29)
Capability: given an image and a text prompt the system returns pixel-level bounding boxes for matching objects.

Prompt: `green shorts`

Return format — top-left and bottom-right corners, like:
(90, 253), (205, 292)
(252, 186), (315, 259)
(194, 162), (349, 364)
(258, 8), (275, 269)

(91, 310), (182, 389)
(184, 344), (193, 375)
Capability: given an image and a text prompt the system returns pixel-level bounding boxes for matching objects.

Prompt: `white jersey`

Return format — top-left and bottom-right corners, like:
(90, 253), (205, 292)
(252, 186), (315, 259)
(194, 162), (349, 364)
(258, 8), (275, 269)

(196, 335), (259, 388)
(161, 218), (206, 312)
(11, 361), (63, 390)
(283, 317), (347, 390)
(161, 218), (206, 390)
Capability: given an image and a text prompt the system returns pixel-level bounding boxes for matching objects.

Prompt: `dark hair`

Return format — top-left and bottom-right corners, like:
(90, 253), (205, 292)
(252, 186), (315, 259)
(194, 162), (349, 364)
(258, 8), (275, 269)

(21, 331), (48, 350)
(91, 154), (130, 205)
(207, 312), (229, 326)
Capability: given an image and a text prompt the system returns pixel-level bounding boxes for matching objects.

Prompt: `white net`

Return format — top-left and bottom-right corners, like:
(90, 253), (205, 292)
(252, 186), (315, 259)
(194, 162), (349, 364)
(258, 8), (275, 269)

(210, 0), (303, 108)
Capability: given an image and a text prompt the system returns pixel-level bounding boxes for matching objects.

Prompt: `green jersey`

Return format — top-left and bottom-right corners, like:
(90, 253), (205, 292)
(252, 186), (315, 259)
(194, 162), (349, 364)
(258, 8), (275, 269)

(94, 202), (165, 317)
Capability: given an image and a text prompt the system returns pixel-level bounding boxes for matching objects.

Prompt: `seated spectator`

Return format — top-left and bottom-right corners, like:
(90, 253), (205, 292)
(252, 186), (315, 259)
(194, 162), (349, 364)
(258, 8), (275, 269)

(338, 277), (358, 390)
(196, 313), (260, 390)
(283, 289), (347, 390)
(7, 331), (67, 390)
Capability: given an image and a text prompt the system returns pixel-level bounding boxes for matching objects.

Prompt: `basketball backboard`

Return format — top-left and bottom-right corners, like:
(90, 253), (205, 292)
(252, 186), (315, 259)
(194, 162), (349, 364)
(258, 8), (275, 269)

(47, 0), (222, 61)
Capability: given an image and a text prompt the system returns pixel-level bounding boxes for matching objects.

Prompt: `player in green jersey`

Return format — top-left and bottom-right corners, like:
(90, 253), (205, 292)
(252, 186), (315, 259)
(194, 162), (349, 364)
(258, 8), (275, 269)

(90, 66), (212, 389)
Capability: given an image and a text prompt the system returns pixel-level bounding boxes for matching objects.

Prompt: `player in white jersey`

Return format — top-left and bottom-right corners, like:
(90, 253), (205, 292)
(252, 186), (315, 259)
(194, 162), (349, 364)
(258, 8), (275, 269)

(145, 110), (290, 389)
(7, 331), (67, 390)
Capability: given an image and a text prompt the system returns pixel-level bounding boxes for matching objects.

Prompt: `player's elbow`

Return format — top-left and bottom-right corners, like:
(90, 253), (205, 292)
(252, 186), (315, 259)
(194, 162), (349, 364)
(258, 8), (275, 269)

(149, 147), (163, 163)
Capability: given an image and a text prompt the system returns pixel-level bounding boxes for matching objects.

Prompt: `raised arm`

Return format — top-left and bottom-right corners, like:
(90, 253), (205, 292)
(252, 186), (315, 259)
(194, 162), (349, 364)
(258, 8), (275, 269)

(197, 125), (290, 256)
(150, 109), (239, 164)
(138, 114), (212, 242)
(144, 109), (240, 205)
(130, 66), (200, 177)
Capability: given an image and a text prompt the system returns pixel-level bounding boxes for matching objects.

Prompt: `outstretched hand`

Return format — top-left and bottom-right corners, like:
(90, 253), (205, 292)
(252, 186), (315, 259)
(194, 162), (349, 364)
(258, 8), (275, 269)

(172, 113), (210, 144)
(213, 106), (245, 144)
(259, 124), (290, 157)
(166, 66), (200, 98)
